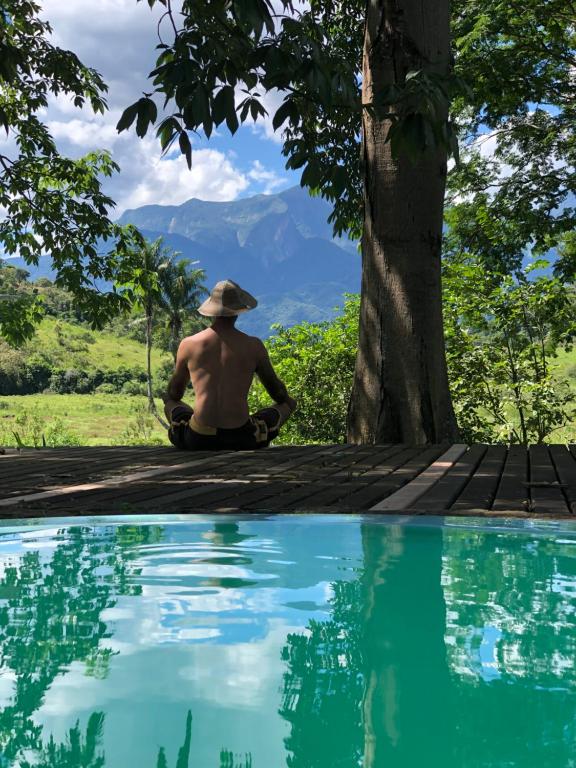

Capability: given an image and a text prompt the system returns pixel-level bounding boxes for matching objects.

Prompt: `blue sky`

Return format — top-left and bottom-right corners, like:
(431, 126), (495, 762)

(30, 0), (302, 216)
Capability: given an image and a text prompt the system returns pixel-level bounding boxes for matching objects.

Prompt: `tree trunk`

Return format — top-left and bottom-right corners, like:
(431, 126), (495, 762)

(145, 307), (169, 429)
(360, 523), (456, 767)
(145, 310), (155, 413)
(347, 0), (459, 445)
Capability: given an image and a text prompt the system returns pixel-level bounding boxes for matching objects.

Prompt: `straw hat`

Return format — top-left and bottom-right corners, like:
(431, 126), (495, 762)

(197, 279), (258, 317)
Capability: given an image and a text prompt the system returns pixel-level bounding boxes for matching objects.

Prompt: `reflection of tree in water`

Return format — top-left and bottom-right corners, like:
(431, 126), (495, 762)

(19, 708), (251, 768)
(20, 712), (105, 768)
(0, 524), (162, 763)
(279, 525), (452, 767)
(442, 529), (576, 684)
(442, 528), (576, 765)
(280, 523), (576, 768)
(280, 580), (364, 768)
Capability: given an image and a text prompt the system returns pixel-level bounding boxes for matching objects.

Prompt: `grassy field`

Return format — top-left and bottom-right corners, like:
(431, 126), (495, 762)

(0, 394), (171, 447)
(29, 316), (172, 373)
(1, 341), (576, 448)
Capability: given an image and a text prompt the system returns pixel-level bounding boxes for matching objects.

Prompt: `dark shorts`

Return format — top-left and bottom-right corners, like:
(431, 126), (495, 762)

(168, 406), (282, 451)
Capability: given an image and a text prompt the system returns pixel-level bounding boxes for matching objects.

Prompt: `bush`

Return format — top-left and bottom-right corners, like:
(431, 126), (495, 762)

(121, 380), (147, 396)
(94, 382), (117, 394)
(113, 402), (164, 445)
(0, 407), (83, 448)
(248, 296), (359, 445)
(44, 365), (148, 395)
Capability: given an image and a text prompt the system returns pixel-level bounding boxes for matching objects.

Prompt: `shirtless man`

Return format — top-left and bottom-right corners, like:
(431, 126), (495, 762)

(163, 279), (297, 451)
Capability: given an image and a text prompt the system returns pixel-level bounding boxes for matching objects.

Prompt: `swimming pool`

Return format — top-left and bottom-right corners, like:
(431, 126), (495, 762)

(0, 514), (574, 767)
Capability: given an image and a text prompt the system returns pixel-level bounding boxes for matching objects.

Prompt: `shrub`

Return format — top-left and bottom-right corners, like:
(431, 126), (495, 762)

(113, 402), (164, 445)
(249, 296), (359, 445)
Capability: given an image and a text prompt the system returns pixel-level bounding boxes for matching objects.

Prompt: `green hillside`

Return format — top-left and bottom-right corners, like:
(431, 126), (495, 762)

(30, 317), (170, 372)
(0, 316), (173, 396)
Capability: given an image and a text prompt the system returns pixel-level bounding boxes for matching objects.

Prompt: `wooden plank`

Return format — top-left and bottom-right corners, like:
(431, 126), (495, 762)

(256, 446), (401, 510)
(0, 446), (179, 493)
(118, 444), (352, 512)
(492, 445), (529, 513)
(409, 444), (487, 512)
(528, 445), (570, 516)
(450, 445), (507, 511)
(369, 444), (469, 511)
(340, 445), (446, 510)
(0, 444), (335, 500)
(297, 446), (418, 508)
(549, 445), (576, 514)
(0, 453), (231, 508)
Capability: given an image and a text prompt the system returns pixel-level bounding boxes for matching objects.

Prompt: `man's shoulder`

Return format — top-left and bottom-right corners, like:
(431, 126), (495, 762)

(181, 328), (211, 344)
(244, 332), (265, 351)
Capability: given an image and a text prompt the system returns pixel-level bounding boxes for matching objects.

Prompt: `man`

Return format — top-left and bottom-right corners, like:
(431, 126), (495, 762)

(163, 279), (297, 450)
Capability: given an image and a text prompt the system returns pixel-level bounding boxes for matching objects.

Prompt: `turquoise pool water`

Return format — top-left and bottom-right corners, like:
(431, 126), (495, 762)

(0, 514), (574, 767)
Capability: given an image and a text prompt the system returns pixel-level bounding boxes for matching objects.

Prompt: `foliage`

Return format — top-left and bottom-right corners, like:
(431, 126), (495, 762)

(0, 265), (170, 395)
(0, 2), (157, 344)
(249, 296), (359, 444)
(121, 1), (461, 240)
(156, 257), (207, 360)
(249, 271), (576, 446)
(0, 403), (81, 447)
(443, 254), (576, 444)
(448, 0), (575, 273)
(113, 401), (164, 446)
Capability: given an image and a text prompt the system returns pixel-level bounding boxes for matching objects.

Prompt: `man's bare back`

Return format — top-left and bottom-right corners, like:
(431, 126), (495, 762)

(165, 317), (295, 429)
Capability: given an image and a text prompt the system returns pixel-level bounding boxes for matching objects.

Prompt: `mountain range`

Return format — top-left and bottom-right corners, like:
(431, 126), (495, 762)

(5, 186), (360, 338)
(117, 185), (360, 336)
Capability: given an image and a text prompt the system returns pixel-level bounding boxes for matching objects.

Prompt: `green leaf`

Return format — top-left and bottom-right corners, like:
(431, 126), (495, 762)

(179, 131), (192, 169)
(226, 104), (239, 135)
(213, 86), (234, 125)
(116, 102), (139, 133)
(135, 97), (157, 138)
(272, 99), (295, 131)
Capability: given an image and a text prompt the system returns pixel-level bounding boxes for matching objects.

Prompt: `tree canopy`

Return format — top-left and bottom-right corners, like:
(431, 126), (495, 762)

(0, 0), (145, 344)
(121, 0), (574, 253)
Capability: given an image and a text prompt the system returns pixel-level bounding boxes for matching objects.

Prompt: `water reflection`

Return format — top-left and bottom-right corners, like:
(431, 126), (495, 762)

(0, 517), (574, 768)
(0, 524), (162, 761)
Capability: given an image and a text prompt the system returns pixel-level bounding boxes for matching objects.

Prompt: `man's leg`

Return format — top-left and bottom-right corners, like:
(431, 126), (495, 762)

(252, 399), (297, 446)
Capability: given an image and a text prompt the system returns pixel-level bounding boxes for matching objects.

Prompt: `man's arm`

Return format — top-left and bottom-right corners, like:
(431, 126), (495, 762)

(166, 342), (190, 402)
(255, 341), (295, 408)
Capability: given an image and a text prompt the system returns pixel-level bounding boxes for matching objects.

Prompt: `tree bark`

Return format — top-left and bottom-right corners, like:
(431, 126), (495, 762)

(145, 306), (169, 429)
(347, 0), (459, 445)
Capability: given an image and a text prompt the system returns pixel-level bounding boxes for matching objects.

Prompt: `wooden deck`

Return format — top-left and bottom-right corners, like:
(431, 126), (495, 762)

(1, 443), (576, 520)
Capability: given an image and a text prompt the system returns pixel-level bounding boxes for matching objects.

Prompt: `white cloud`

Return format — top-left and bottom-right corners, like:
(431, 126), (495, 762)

(247, 160), (287, 194)
(30, 0), (283, 210)
(47, 117), (121, 147)
(114, 139), (250, 212)
(250, 88), (287, 144)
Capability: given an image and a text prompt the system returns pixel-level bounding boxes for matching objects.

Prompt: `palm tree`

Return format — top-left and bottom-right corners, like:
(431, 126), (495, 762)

(120, 236), (207, 428)
(158, 258), (207, 361)
(125, 236), (172, 426)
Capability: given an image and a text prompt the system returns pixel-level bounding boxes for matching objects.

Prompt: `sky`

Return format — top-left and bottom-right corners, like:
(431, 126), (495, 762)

(38, 0), (302, 216)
